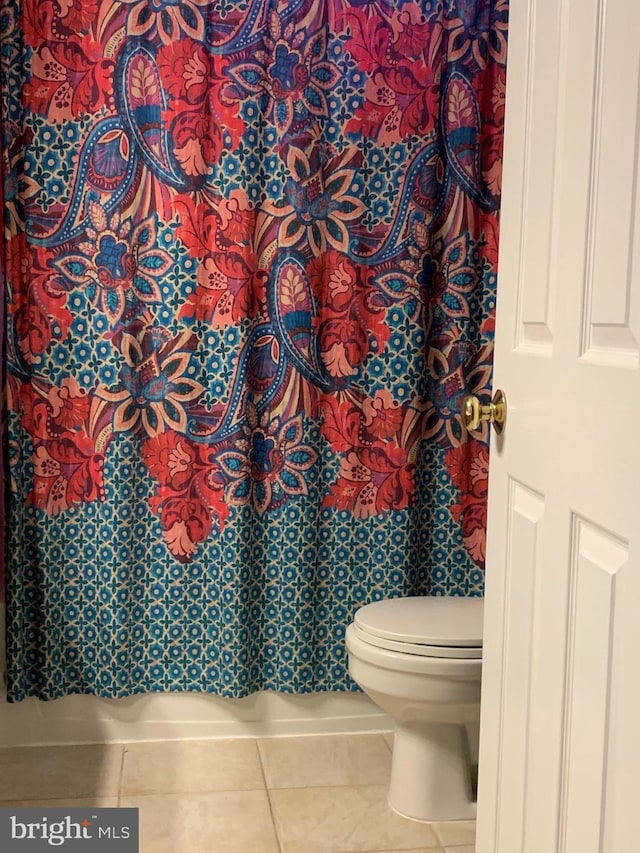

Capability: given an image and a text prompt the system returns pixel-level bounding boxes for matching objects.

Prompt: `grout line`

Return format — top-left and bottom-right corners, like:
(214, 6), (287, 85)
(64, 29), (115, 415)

(265, 781), (393, 793)
(117, 742), (126, 807)
(382, 731), (394, 753)
(255, 737), (283, 853)
(335, 843), (448, 853)
(260, 782), (391, 794)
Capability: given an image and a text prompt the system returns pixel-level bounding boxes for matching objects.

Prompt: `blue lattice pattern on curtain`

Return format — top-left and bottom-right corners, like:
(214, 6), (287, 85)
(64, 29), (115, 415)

(2, 0), (507, 700)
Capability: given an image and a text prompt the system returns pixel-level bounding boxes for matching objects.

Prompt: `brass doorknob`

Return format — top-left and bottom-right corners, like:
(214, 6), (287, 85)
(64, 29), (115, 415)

(463, 390), (507, 435)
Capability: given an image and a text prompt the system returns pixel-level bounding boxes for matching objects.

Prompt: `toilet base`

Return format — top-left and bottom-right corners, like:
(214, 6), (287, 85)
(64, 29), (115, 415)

(388, 721), (477, 822)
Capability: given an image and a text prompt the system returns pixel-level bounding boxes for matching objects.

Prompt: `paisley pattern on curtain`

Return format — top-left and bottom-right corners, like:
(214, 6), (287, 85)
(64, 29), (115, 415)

(2, 0), (507, 700)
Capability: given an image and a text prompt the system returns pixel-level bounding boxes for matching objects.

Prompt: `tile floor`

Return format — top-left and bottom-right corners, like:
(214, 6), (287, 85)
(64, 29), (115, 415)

(0, 732), (476, 853)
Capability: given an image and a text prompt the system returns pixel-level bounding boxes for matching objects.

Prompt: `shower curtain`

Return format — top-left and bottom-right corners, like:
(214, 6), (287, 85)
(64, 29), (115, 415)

(2, 0), (507, 700)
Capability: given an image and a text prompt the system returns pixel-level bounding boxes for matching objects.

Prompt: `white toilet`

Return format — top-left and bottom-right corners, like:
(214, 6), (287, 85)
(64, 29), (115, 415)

(346, 595), (483, 822)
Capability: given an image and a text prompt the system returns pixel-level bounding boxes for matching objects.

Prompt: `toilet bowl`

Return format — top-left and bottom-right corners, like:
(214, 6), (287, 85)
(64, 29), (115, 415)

(346, 596), (483, 822)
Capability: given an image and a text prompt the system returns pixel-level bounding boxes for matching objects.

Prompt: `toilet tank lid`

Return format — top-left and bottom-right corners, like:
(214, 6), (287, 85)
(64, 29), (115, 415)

(354, 596), (484, 648)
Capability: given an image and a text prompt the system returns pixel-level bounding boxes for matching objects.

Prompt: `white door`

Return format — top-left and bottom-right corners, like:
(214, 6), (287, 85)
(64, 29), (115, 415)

(476, 1), (640, 852)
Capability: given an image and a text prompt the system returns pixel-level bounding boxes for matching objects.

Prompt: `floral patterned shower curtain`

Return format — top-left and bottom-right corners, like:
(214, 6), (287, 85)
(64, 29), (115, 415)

(2, 0), (507, 700)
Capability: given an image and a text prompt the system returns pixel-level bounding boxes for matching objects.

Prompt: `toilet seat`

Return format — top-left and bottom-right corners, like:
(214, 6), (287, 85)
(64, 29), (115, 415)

(351, 622), (482, 658)
(354, 596), (483, 659)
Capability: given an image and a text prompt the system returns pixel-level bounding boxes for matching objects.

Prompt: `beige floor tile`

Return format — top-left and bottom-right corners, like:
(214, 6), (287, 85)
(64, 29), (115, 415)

(432, 821), (476, 846)
(258, 734), (391, 789)
(121, 790), (279, 853)
(0, 745), (123, 801)
(0, 798), (118, 807)
(121, 738), (264, 796)
(444, 846), (474, 853)
(269, 784), (440, 853)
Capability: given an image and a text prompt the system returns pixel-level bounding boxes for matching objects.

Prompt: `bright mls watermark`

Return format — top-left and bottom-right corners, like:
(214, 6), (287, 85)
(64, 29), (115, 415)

(0, 808), (138, 851)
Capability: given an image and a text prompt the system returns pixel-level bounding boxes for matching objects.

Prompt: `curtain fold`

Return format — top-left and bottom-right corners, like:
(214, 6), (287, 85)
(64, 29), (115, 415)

(2, 0), (507, 700)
